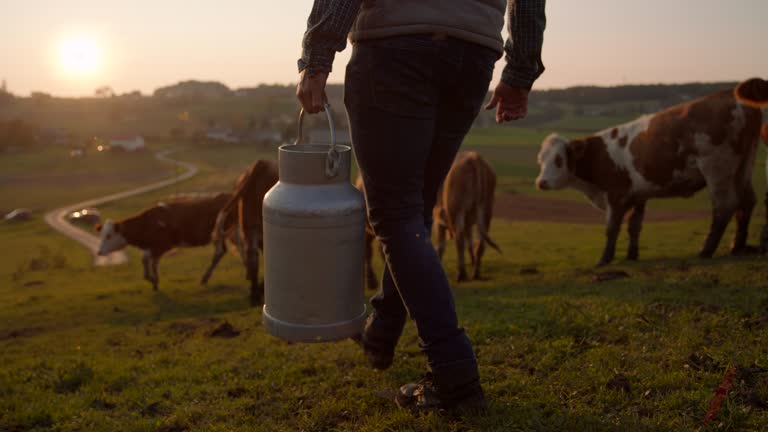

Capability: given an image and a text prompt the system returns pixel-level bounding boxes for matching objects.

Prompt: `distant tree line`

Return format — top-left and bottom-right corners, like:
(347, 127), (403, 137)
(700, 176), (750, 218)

(531, 82), (738, 106)
(0, 80), (747, 150)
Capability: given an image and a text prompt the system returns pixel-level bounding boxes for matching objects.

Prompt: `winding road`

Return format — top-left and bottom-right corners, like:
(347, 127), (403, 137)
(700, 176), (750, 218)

(44, 150), (198, 266)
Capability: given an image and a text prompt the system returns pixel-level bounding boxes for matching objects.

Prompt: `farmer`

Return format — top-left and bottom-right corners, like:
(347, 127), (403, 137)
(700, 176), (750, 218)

(297, 0), (546, 414)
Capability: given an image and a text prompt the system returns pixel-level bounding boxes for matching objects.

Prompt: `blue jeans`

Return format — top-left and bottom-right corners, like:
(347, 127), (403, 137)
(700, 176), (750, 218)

(344, 34), (498, 373)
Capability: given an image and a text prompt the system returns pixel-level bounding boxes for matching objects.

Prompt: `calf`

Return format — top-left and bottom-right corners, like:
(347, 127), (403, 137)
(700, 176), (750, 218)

(354, 174), (379, 290)
(96, 193), (240, 290)
(435, 152), (502, 281)
(211, 160), (279, 305)
(536, 78), (767, 265)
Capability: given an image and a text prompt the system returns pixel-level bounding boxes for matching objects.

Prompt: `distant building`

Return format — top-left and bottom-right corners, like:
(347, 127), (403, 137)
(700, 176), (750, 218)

(109, 135), (145, 151)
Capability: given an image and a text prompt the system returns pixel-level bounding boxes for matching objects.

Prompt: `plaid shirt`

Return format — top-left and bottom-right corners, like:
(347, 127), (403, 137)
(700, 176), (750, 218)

(298, 0), (546, 90)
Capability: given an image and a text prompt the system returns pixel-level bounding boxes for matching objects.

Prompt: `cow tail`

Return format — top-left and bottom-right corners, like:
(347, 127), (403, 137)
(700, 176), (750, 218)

(761, 124), (768, 147)
(213, 168), (251, 241)
(735, 78), (768, 108)
(476, 159), (502, 255)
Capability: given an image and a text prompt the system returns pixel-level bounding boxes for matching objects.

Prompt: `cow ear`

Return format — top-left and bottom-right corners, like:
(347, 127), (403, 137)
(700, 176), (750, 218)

(95, 223), (103, 233)
(568, 139), (588, 160)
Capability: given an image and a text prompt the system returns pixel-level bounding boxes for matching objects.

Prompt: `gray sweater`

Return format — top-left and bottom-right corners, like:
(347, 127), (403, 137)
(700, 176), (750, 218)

(350, 0), (506, 53)
(299, 0), (546, 89)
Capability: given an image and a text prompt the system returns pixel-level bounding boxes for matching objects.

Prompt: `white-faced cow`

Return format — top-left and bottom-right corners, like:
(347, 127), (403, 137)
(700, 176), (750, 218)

(96, 193), (240, 290)
(536, 77), (768, 265)
(435, 152), (502, 281)
(211, 160), (279, 305)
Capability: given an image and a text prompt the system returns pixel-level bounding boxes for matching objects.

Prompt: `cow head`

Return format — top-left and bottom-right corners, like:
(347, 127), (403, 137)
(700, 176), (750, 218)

(536, 133), (573, 190)
(96, 219), (127, 256)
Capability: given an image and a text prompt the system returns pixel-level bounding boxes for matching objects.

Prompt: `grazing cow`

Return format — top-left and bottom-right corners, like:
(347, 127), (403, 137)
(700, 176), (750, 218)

(435, 152), (502, 282)
(535, 78), (768, 265)
(96, 193), (240, 290)
(355, 174), (379, 290)
(211, 160), (279, 305)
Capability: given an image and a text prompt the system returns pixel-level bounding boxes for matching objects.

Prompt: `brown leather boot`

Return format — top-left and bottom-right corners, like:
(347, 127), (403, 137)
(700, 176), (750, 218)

(395, 360), (488, 416)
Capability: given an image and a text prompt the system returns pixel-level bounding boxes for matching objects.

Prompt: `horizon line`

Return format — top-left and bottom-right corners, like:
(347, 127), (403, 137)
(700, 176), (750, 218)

(2, 78), (748, 99)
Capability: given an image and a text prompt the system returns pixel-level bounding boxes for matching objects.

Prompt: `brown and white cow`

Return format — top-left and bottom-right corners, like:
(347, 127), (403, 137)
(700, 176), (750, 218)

(536, 77), (768, 265)
(211, 159), (279, 305)
(354, 174), (379, 290)
(96, 193), (240, 290)
(435, 152), (502, 281)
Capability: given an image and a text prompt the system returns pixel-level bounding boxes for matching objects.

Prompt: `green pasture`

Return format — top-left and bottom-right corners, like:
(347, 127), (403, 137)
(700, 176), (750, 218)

(0, 147), (170, 212)
(2, 120), (768, 431)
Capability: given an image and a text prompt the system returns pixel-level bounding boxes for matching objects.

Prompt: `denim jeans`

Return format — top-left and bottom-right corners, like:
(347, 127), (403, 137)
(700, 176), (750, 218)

(343, 34), (498, 372)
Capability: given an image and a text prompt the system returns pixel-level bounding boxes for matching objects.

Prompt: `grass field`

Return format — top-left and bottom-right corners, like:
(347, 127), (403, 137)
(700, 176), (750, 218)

(2, 121), (768, 431)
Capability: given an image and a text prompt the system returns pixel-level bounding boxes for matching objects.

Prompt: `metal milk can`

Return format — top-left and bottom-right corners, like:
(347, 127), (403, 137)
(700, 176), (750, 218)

(262, 105), (367, 343)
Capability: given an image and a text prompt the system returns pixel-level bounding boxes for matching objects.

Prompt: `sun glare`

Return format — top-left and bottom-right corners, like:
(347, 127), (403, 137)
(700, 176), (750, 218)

(58, 37), (100, 76)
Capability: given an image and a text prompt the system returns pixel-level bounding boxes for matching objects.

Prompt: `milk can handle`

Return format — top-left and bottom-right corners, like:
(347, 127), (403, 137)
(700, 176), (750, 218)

(295, 104), (341, 178)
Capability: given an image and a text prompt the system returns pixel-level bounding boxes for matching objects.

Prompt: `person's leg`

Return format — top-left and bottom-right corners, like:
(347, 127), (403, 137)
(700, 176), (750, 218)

(412, 37), (497, 409)
(345, 35), (497, 411)
(344, 36), (443, 368)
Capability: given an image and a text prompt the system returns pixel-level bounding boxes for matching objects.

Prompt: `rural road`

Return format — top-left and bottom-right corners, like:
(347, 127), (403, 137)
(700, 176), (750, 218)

(44, 150), (198, 266)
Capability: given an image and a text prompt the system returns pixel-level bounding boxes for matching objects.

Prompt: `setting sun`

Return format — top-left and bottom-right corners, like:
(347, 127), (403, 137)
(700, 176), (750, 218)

(57, 36), (100, 76)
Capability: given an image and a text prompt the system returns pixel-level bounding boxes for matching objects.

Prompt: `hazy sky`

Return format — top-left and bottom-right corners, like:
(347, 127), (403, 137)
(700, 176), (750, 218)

(1, 0), (766, 97)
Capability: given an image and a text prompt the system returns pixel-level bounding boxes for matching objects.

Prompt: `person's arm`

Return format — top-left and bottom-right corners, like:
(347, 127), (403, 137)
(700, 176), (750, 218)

(296, 0), (362, 113)
(486, 0), (546, 123)
(501, 0), (546, 90)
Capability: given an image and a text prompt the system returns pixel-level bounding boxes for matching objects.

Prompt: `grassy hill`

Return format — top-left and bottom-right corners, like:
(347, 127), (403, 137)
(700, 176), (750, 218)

(2, 81), (768, 431)
(0, 80), (740, 144)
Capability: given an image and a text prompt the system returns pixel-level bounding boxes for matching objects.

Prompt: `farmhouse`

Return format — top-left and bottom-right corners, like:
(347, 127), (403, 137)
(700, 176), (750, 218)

(109, 135), (145, 152)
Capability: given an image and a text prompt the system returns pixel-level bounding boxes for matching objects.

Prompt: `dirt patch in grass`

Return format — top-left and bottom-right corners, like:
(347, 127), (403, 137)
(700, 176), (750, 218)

(1, 327), (45, 341)
(207, 321), (241, 338)
(493, 192), (709, 224)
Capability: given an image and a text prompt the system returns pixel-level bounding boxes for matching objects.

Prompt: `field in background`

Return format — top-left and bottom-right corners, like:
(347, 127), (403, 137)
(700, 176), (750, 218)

(2, 97), (768, 431)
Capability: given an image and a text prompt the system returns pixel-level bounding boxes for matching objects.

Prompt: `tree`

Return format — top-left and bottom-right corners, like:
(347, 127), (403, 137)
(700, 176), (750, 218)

(95, 86), (115, 98)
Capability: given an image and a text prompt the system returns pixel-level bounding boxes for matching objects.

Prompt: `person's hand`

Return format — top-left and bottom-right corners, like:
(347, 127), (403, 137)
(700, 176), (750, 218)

(296, 69), (329, 114)
(485, 82), (529, 123)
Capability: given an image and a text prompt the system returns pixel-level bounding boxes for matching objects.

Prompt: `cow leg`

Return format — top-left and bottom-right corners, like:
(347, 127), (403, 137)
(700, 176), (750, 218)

(435, 223), (448, 261)
(471, 226), (486, 281)
(246, 230), (263, 306)
(452, 214), (469, 282)
(626, 201), (646, 261)
(700, 181), (739, 258)
(731, 183), (756, 255)
(200, 239), (227, 285)
(598, 201), (628, 266)
(150, 254), (160, 291)
(700, 206), (736, 258)
(141, 250), (153, 284)
(466, 225), (477, 268)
